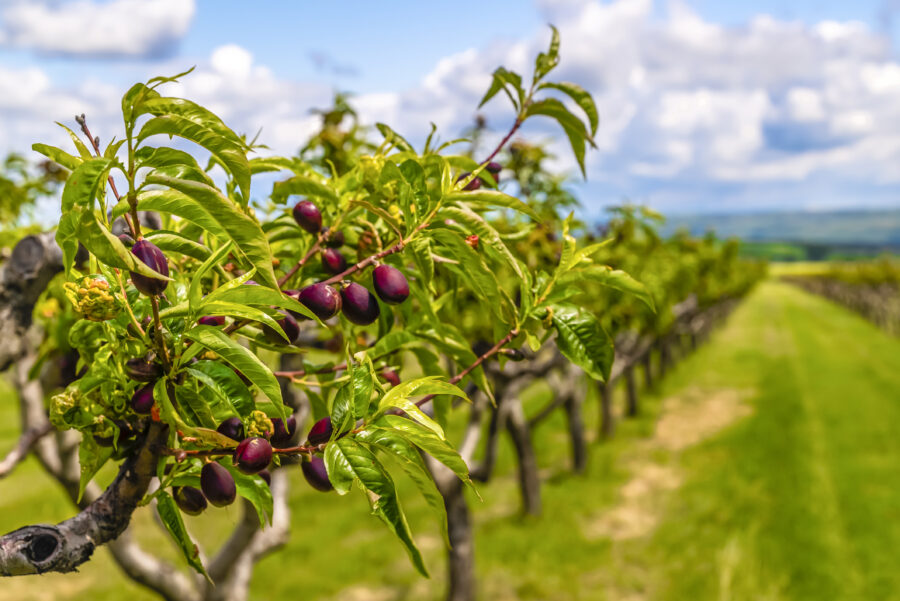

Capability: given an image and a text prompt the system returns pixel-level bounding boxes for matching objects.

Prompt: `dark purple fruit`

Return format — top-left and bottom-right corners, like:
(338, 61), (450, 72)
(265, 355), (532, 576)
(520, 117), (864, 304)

(321, 248), (347, 275)
(233, 437), (273, 474)
(130, 240), (169, 296)
(198, 315), (226, 327)
(340, 282), (380, 325)
(298, 283), (341, 320)
(324, 227), (344, 248)
(118, 233), (135, 248)
(301, 456), (333, 492)
(372, 265), (409, 305)
(270, 416), (297, 448)
(131, 384), (155, 414)
(485, 161), (502, 184)
(307, 417), (333, 445)
(382, 369), (400, 387)
(293, 200), (322, 233)
(259, 469), (272, 486)
(125, 358), (162, 382)
(200, 462), (236, 507)
(263, 310), (300, 345)
(173, 486), (208, 516)
(217, 417), (245, 442)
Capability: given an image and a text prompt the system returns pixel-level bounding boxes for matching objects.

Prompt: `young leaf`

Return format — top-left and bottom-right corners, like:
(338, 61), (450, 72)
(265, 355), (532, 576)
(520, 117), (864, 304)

(538, 81), (599, 136)
(446, 189), (540, 221)
(547, 303), (614, 382)
(156, 491), (210, 578)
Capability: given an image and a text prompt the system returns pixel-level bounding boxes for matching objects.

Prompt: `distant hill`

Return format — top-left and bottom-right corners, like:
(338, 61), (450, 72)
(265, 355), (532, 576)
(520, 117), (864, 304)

(659, 209), (900, 247)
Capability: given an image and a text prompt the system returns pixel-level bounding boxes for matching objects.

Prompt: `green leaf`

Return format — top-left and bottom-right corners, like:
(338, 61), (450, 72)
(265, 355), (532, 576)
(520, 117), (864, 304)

(271, 175), (338, 206)
(145, 230), (211, 262)
(437, 205), (524, 279)
(203, 282), (320, 323)
(224, 465), (274, 525)
(175, 385), (217, 429)
(143, 174), (279, 289)
(55, 122), (93, 158)
(534, 25), (560, 81)
(446, 189), (540, 221)
(77, 434), (112, 503)
(539, 81), (599, 136)
(135, 98), (250, 200)
(32, 143), (82, 171)
(357, 428), (450, 547)
(324, 438), (429, 576)
(478, 67), (524, 109)
(374, 415), (476, 493)
(156, 491), (210, 578)
(548, 303), (614, 382)
(201, 301), (287, 340)
(61, 157), (114, 212)
(189, 241), (233, 310)
(76, 212), (173, 282)
(525, 98), (594, 176)
(187, 360), (254, 416)
(375, 123), (414, 152)
(184, 326), (285, 417)
(559, 265), (655, 311)
(137, 189), (228, 238)
(376, 376), (468, 439)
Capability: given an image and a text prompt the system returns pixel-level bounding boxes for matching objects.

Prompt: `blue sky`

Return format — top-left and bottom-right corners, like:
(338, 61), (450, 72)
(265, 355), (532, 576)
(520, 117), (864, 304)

(2, 0), (899, 220)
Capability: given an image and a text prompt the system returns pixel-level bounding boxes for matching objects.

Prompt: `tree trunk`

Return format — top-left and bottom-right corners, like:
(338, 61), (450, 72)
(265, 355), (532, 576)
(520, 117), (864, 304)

(642, 352), (653, 390)
(505, 397), (541, 516)
(599, 382), (614, 439)
(624, 365), (638, 417)
(564, 395), (587, 473)
(443, 478), (475, 601)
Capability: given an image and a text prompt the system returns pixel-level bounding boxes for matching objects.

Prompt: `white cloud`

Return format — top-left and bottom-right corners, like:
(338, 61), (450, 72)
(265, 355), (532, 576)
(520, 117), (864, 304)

(0, 0), (195, 57)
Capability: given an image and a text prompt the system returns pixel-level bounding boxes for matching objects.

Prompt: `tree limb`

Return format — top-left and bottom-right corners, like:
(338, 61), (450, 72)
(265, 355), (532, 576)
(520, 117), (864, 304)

(0, 423), (52, 479)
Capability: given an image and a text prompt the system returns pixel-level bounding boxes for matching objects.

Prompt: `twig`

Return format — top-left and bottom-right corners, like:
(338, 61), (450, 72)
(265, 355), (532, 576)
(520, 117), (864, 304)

(0, 424), (53, 479)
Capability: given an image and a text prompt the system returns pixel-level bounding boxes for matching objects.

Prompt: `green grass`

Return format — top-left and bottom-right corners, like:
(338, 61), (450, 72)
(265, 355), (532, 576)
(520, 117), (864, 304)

(3, 281), (900, 600)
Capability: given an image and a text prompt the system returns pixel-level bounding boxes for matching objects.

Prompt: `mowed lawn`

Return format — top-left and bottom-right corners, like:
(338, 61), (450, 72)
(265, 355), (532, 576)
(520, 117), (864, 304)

(2, 280), (900, 601)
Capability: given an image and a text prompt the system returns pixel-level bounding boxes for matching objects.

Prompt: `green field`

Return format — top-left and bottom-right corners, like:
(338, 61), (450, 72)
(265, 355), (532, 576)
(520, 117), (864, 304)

(3, 280), (900, 600)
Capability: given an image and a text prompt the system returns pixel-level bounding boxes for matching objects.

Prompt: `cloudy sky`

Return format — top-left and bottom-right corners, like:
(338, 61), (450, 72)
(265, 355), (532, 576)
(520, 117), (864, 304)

(2, 0), (900, 220)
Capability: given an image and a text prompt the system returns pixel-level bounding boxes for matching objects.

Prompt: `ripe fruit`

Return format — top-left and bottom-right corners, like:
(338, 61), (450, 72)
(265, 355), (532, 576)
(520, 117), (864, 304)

(200, 462), (236, 507)
(130, 384), (155, 414)
(125, 358), (162, 382)
(298, 283), (341, 320)
(307, 416), (333, 445)
(372, 265), (409, 305)
(198, 315), (226, 327)
(173, 486), (207, 516)
(301, 456), (333, 492)
(233, 437), (273, 474)
(293, 200), (322, 233)
(270, 416), (297, 448)
(321, 248), (347, 275)
(217, 417), (245, 442)
(382, 369), (401, 387)
(130, 240), (169, 296)
(324, 227), (344, 248)
(486, 161), (502, 184)
(263, 310), (300, 345)
(340, 282), (380, 325)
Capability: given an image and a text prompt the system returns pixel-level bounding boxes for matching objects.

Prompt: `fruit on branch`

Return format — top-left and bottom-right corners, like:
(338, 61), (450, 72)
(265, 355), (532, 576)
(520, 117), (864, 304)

(301, 456), (333, 492)
(270, 416), (297, 448)
(340, 282), (380, 325)
(130, 240), (169, 296)
(201, 462), (236, 507)
(307, 416), (333, 445)
(216, 417), (245, 442)
(130, 384), (155, 414)
(298, 282), (342, 320)
(486, 161), (502, 184)
(263, 310), (300, 345)
(64, 276), (120, 322)
(198, 315), (226, 327)
(372, 265), (409, 305)
(323, 227), (345, 248)
(457, 172), (481, 191)
(321, 248), (347, 275)
(293, 200), (322, 233)
(233, 437), (273, 474)
(381, 369), (401, 387)
(125, 357), (162, 382)
(173, 486), (208, 516)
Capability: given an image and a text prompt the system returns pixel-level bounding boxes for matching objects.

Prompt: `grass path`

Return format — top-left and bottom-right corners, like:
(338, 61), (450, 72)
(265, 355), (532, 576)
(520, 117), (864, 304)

(2, 281), (900, 600)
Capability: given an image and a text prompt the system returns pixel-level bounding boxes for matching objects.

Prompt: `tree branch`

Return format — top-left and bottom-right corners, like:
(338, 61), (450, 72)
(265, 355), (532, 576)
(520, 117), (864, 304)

(0, 423), (52, 479)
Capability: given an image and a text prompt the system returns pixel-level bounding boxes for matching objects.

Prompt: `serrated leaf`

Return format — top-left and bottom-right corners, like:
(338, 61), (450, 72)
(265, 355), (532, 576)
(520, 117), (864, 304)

(446, 189), (540, 221)
(187, 360), (255, 416)
(184, 326), (285, 417)
(548, 303), (613, 382)
(376, 376), (468, 439)
(324, 438), (428, 576)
